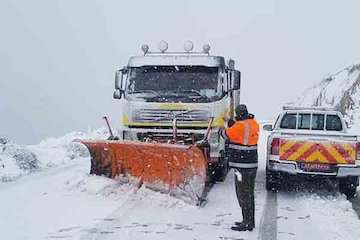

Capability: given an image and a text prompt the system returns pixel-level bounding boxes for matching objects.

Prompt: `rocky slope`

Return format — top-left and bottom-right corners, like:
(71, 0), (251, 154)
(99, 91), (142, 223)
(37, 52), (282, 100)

(291, 64), (360, 129)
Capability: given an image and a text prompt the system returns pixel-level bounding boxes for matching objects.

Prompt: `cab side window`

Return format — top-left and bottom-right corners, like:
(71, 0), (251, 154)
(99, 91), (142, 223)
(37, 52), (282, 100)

(326, 115), (343, 131)
(280, 113), (297, 129)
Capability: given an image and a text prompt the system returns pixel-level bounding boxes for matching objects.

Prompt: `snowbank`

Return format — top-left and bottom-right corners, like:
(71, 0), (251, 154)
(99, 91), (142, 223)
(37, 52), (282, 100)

(0, 128), (108, 182)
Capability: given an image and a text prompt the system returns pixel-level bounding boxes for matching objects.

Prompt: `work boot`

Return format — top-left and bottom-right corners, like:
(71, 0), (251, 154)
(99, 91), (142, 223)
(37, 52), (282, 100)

(231, 222), (254, 231)
(235, 221), (255, 227)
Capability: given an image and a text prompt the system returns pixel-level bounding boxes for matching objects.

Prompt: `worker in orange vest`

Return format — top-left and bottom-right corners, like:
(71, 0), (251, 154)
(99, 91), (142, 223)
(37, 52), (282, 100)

(220, 104), (259, 231)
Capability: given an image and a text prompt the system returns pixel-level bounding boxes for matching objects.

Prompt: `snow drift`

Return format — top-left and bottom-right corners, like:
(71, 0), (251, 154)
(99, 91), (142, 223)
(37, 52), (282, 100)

(0, 128), (108, 182)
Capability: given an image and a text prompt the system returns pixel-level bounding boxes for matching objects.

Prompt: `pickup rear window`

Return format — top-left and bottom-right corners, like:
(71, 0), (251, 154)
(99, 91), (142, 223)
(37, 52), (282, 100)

(312, 114), (325, 130)
(280, 113), (343, 131)
(298, 114), (311, 129)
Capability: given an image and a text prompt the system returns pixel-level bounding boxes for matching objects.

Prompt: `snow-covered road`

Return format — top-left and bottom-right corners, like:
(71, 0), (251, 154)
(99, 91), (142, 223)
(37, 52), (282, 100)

(1, 130), (360, 240)
(0, 157), (268, 240)
(277, 190), (360, 240)
(0, 160), (123, 239)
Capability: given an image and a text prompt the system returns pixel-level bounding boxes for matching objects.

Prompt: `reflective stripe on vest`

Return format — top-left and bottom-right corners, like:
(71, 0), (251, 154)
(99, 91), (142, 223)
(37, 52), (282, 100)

(243, 120), (249, 145)
(228, 144), (258, 151)
(229, 162), (258, 168)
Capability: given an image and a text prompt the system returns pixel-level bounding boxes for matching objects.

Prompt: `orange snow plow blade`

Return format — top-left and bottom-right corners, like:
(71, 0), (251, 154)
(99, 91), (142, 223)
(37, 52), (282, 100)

(81, 140), (208, 204)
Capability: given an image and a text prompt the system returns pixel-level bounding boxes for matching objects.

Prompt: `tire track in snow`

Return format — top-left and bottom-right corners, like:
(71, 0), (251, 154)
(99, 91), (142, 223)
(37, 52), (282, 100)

(276, 182), (360, 240)
(76, 170), (269, 240)
(258, 191), (277, 240)
(79, 188), (141, 240)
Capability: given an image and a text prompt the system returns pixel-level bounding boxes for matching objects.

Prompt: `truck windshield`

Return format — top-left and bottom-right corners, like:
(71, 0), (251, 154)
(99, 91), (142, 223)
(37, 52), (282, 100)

(125, 66), (221, 102)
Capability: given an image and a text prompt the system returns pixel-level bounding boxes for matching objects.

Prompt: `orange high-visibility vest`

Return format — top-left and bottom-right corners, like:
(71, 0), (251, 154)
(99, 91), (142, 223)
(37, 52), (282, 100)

(226, 118), (259, 146)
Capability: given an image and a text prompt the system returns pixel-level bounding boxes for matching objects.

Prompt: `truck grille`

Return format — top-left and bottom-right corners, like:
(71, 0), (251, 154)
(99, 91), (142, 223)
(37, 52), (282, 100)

(133, 109), (210, 123)
(137, 132), (204, 142)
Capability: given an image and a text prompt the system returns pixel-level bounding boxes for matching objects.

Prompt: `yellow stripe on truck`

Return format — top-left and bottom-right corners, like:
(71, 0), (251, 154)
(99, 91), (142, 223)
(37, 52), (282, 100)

(280, 140), (356, 164)
(287, 142), (312, 161)
(342, 143), (356, 159)
(306, 150), (328, 163)
(324, 143), (347, 164)
(279, 141), (296, 155)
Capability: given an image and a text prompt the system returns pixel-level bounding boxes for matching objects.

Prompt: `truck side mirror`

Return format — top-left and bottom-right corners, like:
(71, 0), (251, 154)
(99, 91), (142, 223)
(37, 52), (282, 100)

(263, 124), (273, 131)
(120, 67), (128, 74)
(233, 70), (241, 90)
(115, 70), (122, 89)
(113, 89), (123, 99)
(115, 67), (128, 90)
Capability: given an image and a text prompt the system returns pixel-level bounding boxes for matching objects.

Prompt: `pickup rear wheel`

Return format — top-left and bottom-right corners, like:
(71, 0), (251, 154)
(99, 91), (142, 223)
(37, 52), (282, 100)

(339, 177), (359, 199)
(266, 167), (281, 191)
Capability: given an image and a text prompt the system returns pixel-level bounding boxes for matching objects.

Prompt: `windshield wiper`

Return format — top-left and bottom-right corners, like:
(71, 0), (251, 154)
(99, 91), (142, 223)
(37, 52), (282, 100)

(176, 90), (203, 97)
(127, 90), (161, 97)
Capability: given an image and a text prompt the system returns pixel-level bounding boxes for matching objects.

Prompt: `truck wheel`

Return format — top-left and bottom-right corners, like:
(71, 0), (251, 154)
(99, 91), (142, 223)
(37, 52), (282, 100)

(266, 167), (281, 191)
(339, 177), (358, 199)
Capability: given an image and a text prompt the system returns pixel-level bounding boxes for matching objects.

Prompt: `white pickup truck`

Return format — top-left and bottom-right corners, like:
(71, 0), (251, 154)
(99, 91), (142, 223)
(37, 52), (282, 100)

(263, 106), (360, 198)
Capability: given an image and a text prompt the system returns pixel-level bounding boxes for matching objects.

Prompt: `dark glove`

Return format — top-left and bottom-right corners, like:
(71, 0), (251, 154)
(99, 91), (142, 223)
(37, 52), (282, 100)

(228, 118), (236, 127)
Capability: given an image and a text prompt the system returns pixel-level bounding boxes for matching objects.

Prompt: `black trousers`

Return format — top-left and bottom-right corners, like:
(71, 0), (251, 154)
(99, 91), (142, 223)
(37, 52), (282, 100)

(234, 167), (257, 226)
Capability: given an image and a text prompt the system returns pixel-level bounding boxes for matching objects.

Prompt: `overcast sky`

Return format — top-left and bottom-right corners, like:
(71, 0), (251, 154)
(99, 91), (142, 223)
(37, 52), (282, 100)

(1, 0), (360, 144)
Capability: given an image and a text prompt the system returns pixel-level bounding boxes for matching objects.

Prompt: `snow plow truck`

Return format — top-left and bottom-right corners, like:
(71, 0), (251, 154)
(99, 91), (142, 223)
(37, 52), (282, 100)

(81, 41), (241, 204)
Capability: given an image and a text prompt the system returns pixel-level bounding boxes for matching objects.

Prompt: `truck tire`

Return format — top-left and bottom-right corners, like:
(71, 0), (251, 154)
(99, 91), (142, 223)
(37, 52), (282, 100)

(339, 177), (358, 199)
(266, 167), (281, 191)
(214, 151), (229, 182)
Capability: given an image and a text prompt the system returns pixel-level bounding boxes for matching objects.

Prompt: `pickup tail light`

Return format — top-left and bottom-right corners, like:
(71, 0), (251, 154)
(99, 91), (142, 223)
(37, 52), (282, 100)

(356, 142), (360, 160)
(271, 138), (280, 155)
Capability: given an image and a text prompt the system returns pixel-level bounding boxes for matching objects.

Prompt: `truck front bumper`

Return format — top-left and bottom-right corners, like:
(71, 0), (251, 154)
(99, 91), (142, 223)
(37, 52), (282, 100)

(268, 156), (360, 177)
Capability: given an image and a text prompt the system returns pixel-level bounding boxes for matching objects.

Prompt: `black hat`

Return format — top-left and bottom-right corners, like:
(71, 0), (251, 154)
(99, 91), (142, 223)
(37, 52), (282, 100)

(235, 104), (248, 117)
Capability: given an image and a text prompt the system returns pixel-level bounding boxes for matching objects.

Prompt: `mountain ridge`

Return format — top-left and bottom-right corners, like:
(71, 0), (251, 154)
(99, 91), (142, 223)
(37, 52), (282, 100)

(291, 63), (360, 127)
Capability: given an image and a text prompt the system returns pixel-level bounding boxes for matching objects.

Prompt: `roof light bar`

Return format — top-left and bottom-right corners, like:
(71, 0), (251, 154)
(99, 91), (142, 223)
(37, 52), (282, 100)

(141, 44), (149, 55)
(202, 44), (210, 54)
(283, 106), (335, 111)
(140, 41), (212, 54)
(158, 40), (168, 53)
(184, 40), (194, 52)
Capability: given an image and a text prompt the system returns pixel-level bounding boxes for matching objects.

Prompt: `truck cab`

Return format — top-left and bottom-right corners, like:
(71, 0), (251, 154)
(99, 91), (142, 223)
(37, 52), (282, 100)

(112, 42), (241, 181)
(263, 106), (360, 198)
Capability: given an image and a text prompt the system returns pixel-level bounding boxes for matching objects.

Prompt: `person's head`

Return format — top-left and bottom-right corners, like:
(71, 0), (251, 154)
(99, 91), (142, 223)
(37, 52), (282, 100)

(235, 104), (248, 120)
